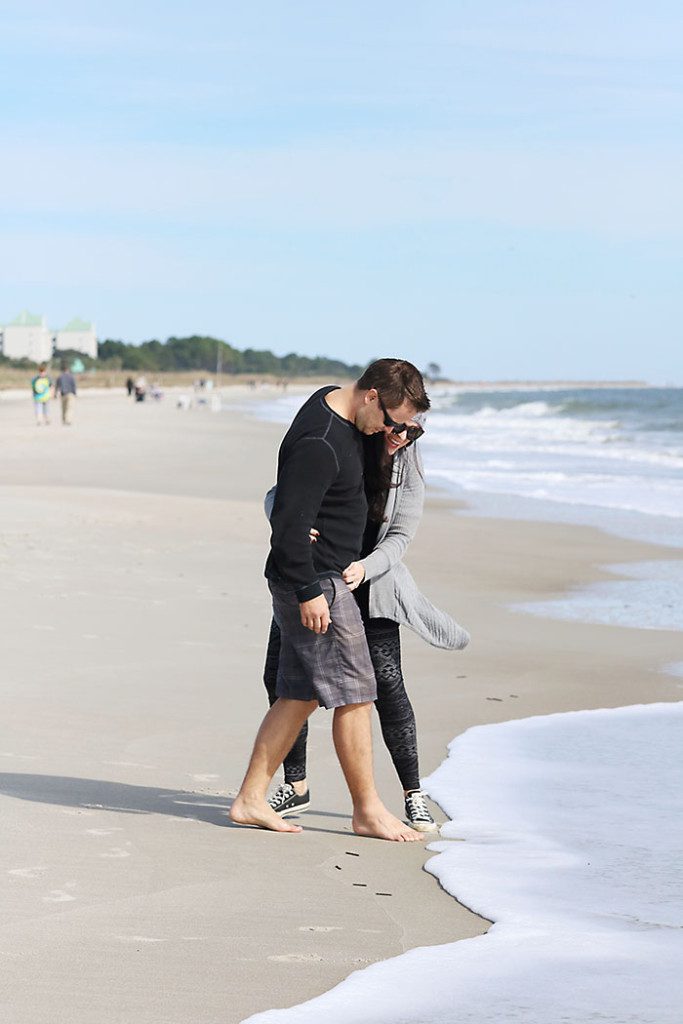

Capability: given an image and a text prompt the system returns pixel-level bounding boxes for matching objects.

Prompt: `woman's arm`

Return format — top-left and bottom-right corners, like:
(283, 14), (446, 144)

(357, 445), (426, 583)
(264, 485), (277, 521)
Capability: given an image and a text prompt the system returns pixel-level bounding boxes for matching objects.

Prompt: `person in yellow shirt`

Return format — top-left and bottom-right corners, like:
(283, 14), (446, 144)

(31, 363), (52, 425)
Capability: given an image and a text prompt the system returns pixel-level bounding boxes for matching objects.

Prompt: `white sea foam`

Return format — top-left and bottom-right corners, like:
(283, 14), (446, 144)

(515, 560), (683, 632)
(242, 703), (683, 1024)
(422, 388), (683, 531)
(429, 464), (683, 519)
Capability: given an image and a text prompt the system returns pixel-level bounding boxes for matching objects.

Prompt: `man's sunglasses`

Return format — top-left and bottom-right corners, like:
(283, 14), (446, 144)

(377, 394), (425, 444)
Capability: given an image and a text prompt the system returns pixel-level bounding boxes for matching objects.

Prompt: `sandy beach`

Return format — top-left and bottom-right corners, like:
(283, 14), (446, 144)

(1, 386), (681, 1024)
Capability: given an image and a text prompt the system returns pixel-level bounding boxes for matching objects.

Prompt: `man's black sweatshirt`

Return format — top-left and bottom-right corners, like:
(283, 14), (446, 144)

(265, 386), (367, 603)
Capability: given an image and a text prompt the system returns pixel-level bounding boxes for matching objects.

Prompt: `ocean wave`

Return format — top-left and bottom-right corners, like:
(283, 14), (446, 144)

(246, 385), (683, 522)
(514, 560), (683, 632)
(427, 466), (683, 519)
(473, 400), (556, 419)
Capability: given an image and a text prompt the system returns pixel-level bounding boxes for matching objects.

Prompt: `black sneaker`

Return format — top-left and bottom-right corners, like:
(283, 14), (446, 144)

(268, 783), (311, 817)
(404, 790), (438, 832)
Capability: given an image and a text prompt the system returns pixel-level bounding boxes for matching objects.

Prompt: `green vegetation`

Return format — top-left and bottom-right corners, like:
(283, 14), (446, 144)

(96, 336), (364, 377)
(0, 335), (364, 377)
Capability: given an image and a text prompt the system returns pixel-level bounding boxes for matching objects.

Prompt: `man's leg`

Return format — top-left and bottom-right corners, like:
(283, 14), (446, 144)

(229, 696), (317, 832)
(262, 618), (309, 791)
(62, 394), (73, 425)
(332, 702), (421, 842)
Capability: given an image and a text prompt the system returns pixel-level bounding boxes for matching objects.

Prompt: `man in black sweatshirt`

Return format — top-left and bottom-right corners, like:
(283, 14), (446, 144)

(230, 359), (430, 841)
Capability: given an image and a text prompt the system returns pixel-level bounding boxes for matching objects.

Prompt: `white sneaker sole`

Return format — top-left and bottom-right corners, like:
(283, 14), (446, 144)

(278, 800), (311, 817)
(406, 819), (439, 832)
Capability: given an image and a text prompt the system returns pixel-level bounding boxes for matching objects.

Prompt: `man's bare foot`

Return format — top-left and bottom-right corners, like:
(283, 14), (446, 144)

(229, 795), (303, 833)
(352, 805), (422, 842)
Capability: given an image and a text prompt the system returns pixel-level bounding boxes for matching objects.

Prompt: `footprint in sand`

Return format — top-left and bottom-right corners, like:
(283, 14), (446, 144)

(268, 954), (325, 963)
(103, 761), (159, 770)
(298, 926), (343, 933)
(100, 846), (131, 858)
(43, 888), (77, 903)
(8, 867), (47, 879)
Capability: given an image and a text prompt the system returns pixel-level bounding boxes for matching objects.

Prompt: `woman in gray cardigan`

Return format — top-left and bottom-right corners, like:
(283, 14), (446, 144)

(263, 428), (469, 831)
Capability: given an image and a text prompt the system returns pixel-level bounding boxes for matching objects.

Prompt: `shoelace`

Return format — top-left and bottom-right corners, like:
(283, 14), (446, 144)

(405, 791), (433, 821)
(268, 783), (295, 809)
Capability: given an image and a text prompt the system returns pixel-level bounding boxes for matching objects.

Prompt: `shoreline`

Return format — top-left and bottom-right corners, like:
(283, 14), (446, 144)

(0, 389), (680, 1023)
(0, 374), (667, 397)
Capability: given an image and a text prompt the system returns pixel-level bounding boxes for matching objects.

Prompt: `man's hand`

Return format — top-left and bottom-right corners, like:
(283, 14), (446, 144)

(299, 594), (331, 634)
(342, 561), (366, 591)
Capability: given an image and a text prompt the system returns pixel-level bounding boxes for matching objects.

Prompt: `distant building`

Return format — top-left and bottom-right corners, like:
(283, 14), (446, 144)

(0, 311), (98, 361)
(55, 317), (97, 359)
(1, 311), (53, 362)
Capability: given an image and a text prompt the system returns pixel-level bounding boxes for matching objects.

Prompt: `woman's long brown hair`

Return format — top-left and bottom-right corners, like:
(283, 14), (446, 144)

(364, 434), (402, 523)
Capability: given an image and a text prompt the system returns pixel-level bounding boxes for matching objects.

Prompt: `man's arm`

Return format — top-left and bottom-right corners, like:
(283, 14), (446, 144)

(263, 485), (277, 521)
(269, 439), (338, 619)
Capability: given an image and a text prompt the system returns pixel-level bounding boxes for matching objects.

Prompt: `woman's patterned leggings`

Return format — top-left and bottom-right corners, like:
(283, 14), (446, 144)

(262, 616), (421, 792)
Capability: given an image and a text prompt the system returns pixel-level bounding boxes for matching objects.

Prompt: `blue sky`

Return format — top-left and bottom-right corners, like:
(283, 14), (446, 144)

(1, 1), (681, 381)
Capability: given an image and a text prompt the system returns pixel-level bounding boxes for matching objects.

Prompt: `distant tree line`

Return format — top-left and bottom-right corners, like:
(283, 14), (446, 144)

(0, 335), (364, 377)
(96, 336), (364, 377)
(0, 336), (445, 382)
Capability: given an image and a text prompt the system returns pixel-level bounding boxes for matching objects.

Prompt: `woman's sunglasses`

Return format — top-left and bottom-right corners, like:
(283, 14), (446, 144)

(377, 394), (425, 443)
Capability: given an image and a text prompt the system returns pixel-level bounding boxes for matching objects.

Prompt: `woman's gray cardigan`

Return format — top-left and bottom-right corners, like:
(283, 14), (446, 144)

(265, 444), (469, 651)
(361, 445), (469, 651)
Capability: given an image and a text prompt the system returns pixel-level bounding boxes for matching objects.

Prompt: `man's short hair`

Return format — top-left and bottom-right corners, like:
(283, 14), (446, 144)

(356, 358), (430, 413)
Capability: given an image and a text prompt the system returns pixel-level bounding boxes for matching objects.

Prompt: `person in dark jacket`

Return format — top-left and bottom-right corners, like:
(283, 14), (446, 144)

(55, 362), (77, 425)
(263, 423), (469, 832)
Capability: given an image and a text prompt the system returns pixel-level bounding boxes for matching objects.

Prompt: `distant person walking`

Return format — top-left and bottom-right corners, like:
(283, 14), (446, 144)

(55, 362), (77, 426)
(31, 364), (52, 425)
(126, 377), (135, 397)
